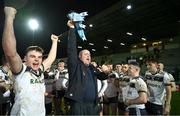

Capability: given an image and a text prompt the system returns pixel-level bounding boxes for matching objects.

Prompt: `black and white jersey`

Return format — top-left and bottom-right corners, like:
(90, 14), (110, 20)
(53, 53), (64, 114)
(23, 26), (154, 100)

(0, 67), (12, 90)
(0, 67), (9, 81)
(104, 79), (118, 98)
(118, 75), (130, 102)
(168, 73), (175, 83)
(145, 71), (171, 105)
(124, 76), (147, 109)
(54, 68), (69, 90)
(11, 64), (45, 116)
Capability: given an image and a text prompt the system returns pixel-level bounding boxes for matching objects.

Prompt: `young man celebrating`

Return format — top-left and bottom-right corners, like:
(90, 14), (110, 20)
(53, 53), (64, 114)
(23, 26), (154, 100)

(2, 6), (59, 116)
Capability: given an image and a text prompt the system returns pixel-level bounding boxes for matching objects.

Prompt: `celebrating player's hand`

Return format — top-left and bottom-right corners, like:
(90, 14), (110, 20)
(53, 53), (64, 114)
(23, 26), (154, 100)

(4, 7), (17, 19)
(51, 34), (59, 42)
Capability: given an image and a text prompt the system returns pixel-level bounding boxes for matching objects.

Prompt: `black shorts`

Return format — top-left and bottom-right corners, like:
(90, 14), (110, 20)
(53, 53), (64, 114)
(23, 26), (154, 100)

(118, 102), (127, 112)
(145, 101), (163, 115)
(55, 90), (65, 98)
(103, 96), (118, 104)
(69, 101), (100, 115)
(128, 108), (147, 115)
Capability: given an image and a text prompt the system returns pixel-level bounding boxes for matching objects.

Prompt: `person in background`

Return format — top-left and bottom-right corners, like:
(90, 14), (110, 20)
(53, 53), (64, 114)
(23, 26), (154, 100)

(124, 62), (147, 115)
(158, 62), (176, 115)
(2, 6), (59, 116)
(158, 62), (176, 91)
(118, 62), (130, 115)
(145, 59), (171, 115)
(91, 61), (108, 116)
(115, 63), (124, 78)
(54, 60), (69, 115)
(0, 56), (13, 115)
(44, 68), (55, 115)
(122, 62), (129, 75)
(107, 63), (119, 78)
(103, 74), (118, 115)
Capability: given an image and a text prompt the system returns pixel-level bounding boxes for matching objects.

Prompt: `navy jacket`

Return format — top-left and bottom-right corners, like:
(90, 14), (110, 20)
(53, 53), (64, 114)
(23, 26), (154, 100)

(65, 29), (108, 103)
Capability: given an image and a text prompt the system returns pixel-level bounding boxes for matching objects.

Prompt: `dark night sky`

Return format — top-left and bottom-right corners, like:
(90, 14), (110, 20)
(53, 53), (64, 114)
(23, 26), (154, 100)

(0, 0), (120, 58)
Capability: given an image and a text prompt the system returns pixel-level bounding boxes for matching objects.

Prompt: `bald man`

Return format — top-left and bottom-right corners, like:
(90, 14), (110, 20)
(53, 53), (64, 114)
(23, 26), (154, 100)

(65, 21), (110, 115)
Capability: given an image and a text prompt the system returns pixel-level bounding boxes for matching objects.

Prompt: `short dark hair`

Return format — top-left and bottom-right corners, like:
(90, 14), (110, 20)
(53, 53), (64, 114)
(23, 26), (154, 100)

(25, 46), (44, 55)
(146, 59), (158, 64)
(58, 59), (65, 63)
(115, 62), (122, 66)
(121, 61), (128, 65)
(129, 61), (140, 67)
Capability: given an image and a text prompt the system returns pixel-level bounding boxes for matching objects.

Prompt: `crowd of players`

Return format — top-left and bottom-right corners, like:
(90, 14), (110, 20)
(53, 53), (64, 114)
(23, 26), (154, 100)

(0, 56), (177, 115)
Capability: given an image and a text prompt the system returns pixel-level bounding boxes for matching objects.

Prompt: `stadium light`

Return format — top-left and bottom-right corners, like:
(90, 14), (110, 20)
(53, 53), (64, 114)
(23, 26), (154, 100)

(28, 19), (39, 31)
(28, 18), (39, 45)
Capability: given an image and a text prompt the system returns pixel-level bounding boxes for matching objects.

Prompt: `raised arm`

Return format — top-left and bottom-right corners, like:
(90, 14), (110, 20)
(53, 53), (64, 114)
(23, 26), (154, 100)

(2, 7), (22, 74)
(67, 20), (78, 65)
(42, 34), (58, 71)
(67, 20), (79, 79)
